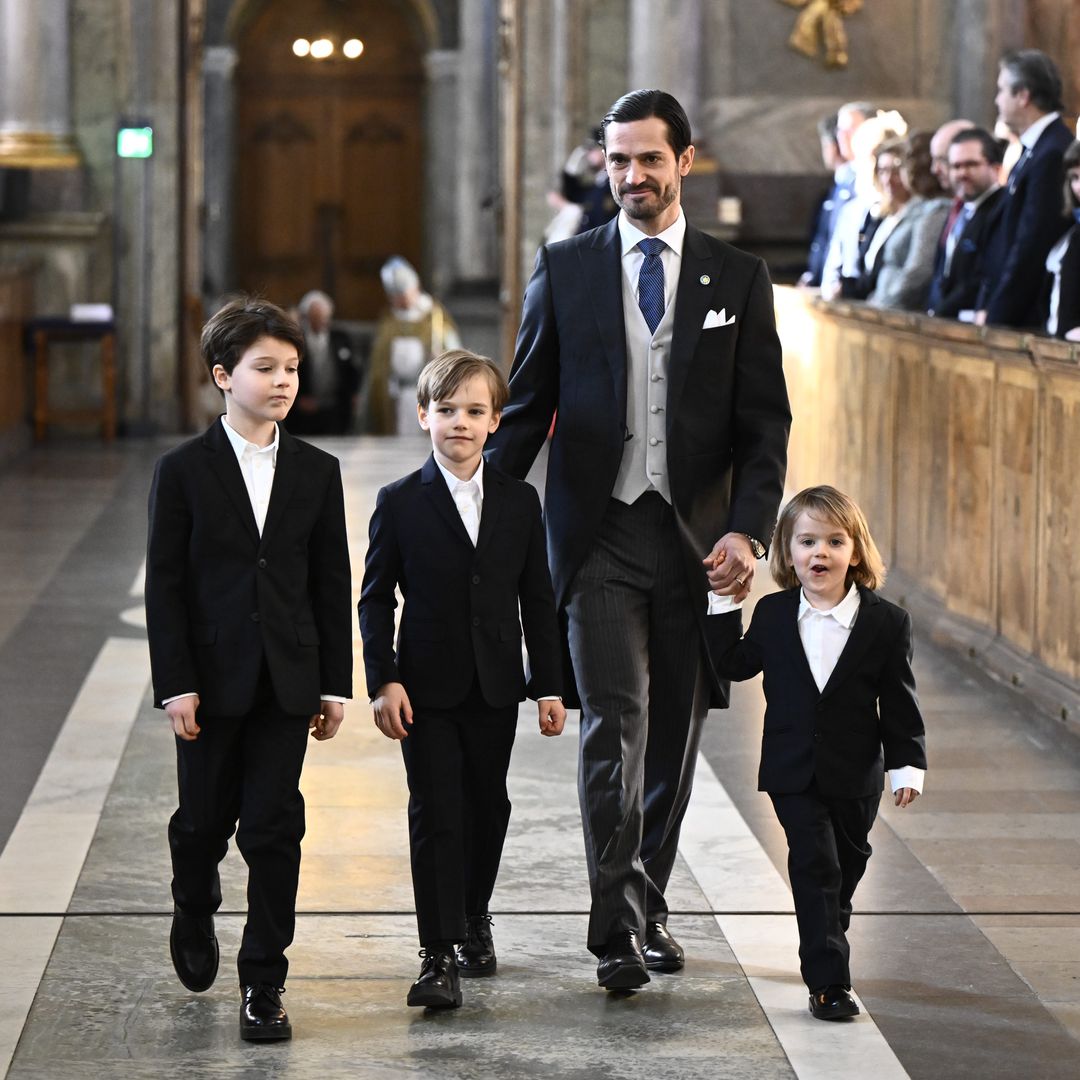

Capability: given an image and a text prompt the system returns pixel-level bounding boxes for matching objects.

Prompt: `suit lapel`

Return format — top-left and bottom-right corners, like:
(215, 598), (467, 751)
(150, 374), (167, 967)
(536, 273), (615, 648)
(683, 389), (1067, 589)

(783, 589), (820, 695)
(202, 418), (260, 545)
(474, 465), (504, 558)
(260, 425), (300, 546)
(667, 224), (725, 425)
(582, 218), (628, 419)
(421, 454), (475, 549)
(819, 587), (884, 700)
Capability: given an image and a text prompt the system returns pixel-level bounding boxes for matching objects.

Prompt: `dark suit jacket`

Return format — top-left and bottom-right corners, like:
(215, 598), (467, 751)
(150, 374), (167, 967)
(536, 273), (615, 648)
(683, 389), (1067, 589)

(358, 456), (562, 710)
(145, 418), (353, 716)
(485, 216), (791, 708)
(927, 187), (1006, 318)
(715, 586), (926, 798)
(980, 116), (1073, 327)
(288, 326), (361, 435)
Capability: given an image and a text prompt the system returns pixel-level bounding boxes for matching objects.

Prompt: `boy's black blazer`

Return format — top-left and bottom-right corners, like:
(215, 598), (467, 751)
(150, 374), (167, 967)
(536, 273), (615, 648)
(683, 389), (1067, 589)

(716, 585), (926, 797)
(359, 455), (562, 710)
(146, 418), (353, 716)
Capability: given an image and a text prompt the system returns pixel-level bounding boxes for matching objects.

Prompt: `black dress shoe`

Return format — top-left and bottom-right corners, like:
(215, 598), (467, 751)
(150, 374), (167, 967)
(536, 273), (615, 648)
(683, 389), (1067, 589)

(596, 931), (650, 990)
(239, 984), (292, 1040)
(169, 908), (219, 993)
(642, 921), (685, 972)
(808, 984), (860, 1021)
(407, 948), (462, 1008)
(457, 914), (497, 977)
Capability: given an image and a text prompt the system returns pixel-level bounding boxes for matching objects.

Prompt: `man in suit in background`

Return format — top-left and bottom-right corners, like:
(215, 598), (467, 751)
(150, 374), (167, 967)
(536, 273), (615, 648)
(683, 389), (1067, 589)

(976, 50), (1072, 328)
(927, 127), (1005, 319)
(486, 89), (790, 990)
(287, 290), (361, 435)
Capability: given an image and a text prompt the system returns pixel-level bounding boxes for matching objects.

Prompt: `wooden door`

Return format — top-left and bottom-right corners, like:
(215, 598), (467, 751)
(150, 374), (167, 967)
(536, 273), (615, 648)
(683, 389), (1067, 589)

(234, 0), (424, 318)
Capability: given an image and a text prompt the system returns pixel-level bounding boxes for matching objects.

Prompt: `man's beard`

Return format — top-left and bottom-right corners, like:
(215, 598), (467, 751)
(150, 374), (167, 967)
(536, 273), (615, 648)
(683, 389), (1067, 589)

(614, 179), (679, 220)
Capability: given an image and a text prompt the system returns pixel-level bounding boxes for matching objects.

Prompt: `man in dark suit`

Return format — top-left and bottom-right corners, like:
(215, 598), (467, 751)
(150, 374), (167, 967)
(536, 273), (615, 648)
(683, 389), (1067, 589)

(486, 89), (791, 990)
(146, 298), (353, 1041)
(927, 127), (1005, 319)
(359, 349), (565, 1010)
(287, 290), (361, 435)
(976, 50), (1073, 328)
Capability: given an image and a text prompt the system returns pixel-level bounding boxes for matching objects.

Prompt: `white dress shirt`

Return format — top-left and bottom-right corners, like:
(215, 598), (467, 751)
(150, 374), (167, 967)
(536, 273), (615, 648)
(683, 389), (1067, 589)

(164, 416), (347, 707)
(798, 584), (924, 794)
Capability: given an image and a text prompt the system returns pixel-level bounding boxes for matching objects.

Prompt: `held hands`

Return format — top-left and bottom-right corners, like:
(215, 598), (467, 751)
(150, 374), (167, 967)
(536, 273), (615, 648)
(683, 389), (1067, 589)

(372, 682), (413, 740)
(165, 694), (201, 741)
(703, 533), (755, 603)
(894, 787), (919, 808)
(538, 698), (566, 737)
(310, 700), (344, 741)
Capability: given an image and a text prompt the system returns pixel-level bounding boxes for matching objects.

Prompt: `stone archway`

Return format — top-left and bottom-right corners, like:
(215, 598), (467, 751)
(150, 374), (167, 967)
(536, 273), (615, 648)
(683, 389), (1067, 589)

(230, 0), (436, 317)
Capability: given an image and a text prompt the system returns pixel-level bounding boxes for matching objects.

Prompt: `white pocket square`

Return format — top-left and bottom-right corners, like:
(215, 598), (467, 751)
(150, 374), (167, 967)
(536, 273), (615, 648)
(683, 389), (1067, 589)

(702, 308), (736, 330)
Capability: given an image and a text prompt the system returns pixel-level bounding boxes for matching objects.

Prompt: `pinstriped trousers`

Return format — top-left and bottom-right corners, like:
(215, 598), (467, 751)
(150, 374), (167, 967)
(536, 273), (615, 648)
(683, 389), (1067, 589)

(566, 493), (709, 956)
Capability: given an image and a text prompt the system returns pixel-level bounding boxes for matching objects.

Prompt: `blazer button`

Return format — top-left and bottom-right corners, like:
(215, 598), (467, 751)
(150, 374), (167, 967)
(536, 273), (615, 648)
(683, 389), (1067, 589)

(250, 612), (260, 623)
(472, 616), (480, 627)
(258, 558), (267, 569)
(813, 731), (822, 742)
(472, 574), (480, 585)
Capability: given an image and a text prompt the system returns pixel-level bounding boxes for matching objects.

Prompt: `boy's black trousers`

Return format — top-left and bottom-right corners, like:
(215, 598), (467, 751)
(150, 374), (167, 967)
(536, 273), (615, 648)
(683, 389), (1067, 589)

(400, 676), (518, 946)
(168, 669), (310, 987)
(769, 782), (880, 990)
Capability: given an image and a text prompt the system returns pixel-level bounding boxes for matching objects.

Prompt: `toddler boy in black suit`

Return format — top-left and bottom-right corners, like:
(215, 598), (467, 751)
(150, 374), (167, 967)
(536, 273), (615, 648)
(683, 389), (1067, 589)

(146, 297), (352, 1040)
(359, 349), (565, 1009)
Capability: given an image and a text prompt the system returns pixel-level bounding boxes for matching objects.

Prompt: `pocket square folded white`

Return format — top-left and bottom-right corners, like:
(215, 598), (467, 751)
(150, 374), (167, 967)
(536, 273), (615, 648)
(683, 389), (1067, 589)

(702, 308), (736, 330)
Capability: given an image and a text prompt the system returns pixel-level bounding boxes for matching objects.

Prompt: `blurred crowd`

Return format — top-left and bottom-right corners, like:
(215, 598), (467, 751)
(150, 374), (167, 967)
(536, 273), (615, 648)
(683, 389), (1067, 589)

(801, 49), (1080, 341)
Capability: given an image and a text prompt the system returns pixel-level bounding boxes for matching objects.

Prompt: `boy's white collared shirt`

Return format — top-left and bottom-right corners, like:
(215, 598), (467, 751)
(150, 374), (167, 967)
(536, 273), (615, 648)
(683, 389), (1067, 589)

(434, 456), (483, 546)
(221, 415), (278, 536)
(798, 583), (924, 795)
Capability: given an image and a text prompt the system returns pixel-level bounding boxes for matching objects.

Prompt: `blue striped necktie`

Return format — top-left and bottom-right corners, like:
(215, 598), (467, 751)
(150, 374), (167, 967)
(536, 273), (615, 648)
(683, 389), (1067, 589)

(637, 237), (666, 334)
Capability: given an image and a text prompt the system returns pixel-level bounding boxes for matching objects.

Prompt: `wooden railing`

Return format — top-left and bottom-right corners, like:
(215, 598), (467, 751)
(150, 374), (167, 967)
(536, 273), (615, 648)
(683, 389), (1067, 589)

(774, 286), (1080, 725)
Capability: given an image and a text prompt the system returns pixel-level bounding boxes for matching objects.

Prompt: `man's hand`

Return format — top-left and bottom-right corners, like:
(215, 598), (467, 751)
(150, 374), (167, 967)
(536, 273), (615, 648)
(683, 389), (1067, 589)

(310, 700), (345, 741)
(538, 699), (566, 737)
(166, 694), (201, 741)
(703, 533), (756, 603)
(371, 682), (413, 740)
(894, 787), (919, 808)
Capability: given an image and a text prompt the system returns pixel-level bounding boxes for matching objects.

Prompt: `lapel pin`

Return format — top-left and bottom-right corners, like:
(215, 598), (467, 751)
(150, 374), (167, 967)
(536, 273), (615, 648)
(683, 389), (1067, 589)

(699, 274), (711, 285)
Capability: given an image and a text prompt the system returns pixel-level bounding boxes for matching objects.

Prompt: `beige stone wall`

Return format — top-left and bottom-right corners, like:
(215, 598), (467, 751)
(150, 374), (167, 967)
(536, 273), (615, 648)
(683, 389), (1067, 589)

(776, 287), (1080, 723)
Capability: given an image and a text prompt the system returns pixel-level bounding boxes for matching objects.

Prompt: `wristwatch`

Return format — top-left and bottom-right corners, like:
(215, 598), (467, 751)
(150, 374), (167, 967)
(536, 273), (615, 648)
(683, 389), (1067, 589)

(741, 533), (766, 560)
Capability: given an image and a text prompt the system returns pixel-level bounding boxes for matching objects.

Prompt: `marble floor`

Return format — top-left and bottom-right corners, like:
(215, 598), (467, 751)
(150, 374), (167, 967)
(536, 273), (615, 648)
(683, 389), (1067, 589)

(1, 435), (1079, 1079)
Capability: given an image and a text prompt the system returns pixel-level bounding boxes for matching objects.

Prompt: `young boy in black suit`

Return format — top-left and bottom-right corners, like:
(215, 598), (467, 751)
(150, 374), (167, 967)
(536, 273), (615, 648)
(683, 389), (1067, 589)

(146, 297), (352, 1041)
(359, 348), (566, 1009)
(712, 485), (926, 1021)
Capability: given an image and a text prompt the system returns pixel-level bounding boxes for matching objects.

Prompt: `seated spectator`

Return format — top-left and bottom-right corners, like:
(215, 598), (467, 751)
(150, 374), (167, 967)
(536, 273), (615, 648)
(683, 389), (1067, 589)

(977, 49), (1073, 328)
(1045, 139), (1080, 341)
(286, 290), (361, 436)
(367, 257), (462, 435)
(929, 118), (977, 256)
(927, 127), (1005, 319)
(800, 113), (854, 288)
(864, 132), (951, 310)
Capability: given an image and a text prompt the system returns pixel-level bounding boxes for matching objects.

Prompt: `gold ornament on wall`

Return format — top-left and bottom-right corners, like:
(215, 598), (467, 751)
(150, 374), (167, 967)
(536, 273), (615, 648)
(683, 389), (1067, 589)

(779, 0), (863, 69)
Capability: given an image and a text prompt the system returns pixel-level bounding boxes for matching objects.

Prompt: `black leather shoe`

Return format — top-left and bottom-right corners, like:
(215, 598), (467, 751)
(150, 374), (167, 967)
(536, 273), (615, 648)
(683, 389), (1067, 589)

(407, 948), (462, 1008)
(457, 914), (497, 977)
(239, 984), (292, 1040)
(642, 921), (685, 972)
(596, 931), (650, 990)
(169, 908), (218, 993)
(809, 984), (860, 1021)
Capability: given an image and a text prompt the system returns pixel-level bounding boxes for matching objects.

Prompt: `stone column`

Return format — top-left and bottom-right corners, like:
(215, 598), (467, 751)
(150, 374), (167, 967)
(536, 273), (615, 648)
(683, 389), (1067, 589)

(201, 45), (238, 300)
(628, 0), (703, 130)
(424, 49), (459, 298)
(0, 0), (80, 167)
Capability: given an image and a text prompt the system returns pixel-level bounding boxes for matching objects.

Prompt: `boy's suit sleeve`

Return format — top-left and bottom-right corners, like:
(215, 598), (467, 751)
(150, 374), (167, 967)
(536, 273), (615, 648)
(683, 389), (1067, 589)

(309, 456), (353, 700)
(879, 610), (927, 771)
(709, 605), (766, 683)
(518, 484), (562, 699)
(145, 453), (196, 707)
(358, 486), (403, 695)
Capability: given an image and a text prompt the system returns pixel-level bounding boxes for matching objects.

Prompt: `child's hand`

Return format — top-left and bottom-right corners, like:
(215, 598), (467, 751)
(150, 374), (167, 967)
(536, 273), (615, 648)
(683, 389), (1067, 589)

(538, 698), (566, 737)
(894, 787), (919, 808)
(165, 694), (201, 741)
(372, 682), (413, 740)
(310, 700), (344, 741)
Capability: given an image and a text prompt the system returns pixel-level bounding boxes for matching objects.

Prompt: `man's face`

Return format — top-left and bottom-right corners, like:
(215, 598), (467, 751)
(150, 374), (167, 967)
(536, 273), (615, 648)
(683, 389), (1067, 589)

(947, 140), (999, 200)
(930, 132), (952, 188)
(307, 299), (331, 333)
(836, 108), (866, 161)
(995, 68), (1027, 133)
(604, 117), (694, 233)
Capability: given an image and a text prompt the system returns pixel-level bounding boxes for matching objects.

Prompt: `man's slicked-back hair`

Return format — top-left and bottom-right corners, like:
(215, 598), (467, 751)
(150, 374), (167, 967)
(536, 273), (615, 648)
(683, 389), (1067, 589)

(1000, 49), (1065, 114)
(200, 295), (304, 377)
(600, 89), (692, 157)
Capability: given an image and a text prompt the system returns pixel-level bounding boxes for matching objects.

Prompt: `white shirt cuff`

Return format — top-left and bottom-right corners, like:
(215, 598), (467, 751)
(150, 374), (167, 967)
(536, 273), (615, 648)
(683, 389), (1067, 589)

(162, 693), (197, 706)
(707, 592), (743, 614)
(537, 695), (562, 701)
(889, 766), (925, 794)
(320, 695), (349, 704)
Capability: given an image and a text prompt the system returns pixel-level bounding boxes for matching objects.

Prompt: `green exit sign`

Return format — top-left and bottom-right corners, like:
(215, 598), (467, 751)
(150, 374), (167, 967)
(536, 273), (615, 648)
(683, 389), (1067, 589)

(117, 127), (153, 158)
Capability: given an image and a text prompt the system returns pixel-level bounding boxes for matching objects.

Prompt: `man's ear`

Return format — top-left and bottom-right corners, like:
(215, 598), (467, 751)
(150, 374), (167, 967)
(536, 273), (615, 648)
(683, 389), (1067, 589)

(679, 144), (696, 177)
